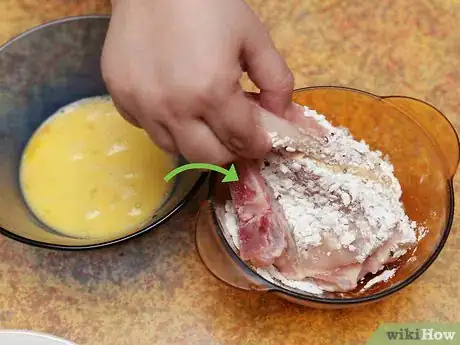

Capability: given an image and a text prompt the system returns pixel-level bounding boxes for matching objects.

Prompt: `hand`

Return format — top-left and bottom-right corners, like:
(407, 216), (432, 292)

(102, 0), (294, 164)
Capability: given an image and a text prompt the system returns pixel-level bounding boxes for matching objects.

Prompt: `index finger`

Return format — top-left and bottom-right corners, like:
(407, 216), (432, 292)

(242, 25), (294, 117)
(205, 89), (271, 159)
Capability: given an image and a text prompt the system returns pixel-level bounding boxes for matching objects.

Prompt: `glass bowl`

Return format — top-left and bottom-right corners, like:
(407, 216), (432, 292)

(0, 16), (206, 249)
(196, 86), (459, 308)
(0, 330), (76, 345)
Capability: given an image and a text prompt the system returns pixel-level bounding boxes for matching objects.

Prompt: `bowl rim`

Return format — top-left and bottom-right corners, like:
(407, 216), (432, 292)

(208, 85), (456, 305)
(0, 14), (209, 250)
(0, 330), (77, 345)
(0, 15), (111, 52)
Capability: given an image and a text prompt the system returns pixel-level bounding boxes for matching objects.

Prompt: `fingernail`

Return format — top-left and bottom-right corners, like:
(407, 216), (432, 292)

(229, 137), (245, 151)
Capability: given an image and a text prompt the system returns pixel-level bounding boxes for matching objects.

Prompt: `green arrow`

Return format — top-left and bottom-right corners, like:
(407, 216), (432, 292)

(164, 163), (239, 183)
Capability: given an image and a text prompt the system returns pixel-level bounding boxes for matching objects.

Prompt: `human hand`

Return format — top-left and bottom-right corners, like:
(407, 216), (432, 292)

(102, 0), (294, 164)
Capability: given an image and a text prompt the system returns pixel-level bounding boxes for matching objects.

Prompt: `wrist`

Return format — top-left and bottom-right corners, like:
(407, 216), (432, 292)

(111, 0), (148, 9)
(110, 0), (155, 6)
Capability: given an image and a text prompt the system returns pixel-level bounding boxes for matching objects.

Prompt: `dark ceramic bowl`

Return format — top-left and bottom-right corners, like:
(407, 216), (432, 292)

(0, 16), (206, 249)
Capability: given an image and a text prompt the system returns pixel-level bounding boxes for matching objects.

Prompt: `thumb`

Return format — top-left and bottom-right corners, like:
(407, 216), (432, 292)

(242, 25), (294, 117)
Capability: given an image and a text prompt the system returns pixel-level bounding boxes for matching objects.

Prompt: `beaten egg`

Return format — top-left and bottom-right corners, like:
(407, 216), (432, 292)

(20, 96), (176, 239)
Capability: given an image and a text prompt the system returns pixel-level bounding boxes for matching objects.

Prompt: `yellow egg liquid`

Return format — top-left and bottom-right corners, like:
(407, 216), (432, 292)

(20, 96), (176, 239)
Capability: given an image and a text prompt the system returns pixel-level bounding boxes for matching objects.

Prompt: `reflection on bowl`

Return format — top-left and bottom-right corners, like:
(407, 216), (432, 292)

(0, 330), (77, 345)
(196, 86), (459, 308)
(0, 16), (207, 249)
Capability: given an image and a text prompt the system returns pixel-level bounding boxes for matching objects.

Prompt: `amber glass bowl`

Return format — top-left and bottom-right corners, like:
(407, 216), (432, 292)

(195, 86), (459, 308)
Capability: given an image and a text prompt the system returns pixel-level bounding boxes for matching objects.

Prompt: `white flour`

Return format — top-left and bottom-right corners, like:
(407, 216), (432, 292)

(260, 151), (417, 263)
(222, 201), (324, 294)
(362, 268), (397, 291)
(220, 106), (423, 294)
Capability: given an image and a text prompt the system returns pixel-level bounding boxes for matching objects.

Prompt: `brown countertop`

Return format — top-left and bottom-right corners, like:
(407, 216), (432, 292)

(0, 1), (459, 344)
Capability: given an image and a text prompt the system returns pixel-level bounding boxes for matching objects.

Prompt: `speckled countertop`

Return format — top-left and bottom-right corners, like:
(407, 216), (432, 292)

(0, 1), (459, 344)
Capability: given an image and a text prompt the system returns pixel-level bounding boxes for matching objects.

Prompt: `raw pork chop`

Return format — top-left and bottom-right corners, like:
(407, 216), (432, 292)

(229, 159), (300, 278)
(227, 103), (418, 292)
(228, 103), (326, 279)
